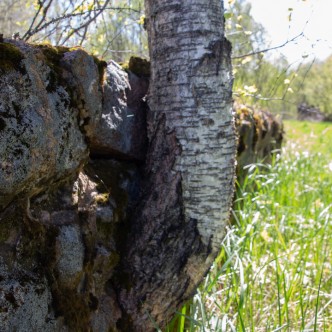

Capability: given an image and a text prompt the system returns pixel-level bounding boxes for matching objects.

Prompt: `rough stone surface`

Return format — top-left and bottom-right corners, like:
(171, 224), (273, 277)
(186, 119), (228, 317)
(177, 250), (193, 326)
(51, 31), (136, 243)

(60, 49), (103, 139)
(0, 39), (136, 331)
(0, 165), (134, 331)
(0, 260), (64, 332)
(0, 41), (102, 209)
(90, 60), (148, 160)
(56, 225), (84, 286)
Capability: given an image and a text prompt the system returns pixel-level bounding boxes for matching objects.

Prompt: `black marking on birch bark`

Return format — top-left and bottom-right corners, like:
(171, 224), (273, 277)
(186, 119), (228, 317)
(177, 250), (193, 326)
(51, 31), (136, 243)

(197, 37), (232, 75)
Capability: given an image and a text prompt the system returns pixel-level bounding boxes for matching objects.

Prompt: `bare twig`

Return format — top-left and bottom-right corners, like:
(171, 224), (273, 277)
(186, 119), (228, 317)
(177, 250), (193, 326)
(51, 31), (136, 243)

(60, 0), (111, 45)
(22, 3), (141, 42)
(232, 32), (304, 59)
(23, 0), (44, 39)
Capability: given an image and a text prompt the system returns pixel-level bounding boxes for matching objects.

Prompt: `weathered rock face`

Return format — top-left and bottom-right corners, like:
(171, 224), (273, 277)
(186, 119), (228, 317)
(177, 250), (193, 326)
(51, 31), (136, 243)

(235, 103), (284, 179)
(60, 48), (104, 139)
(90, 61), (148, 161)
(0, 260), (55, 331)
(0, 38), (152, 331)
(0, 41), (102, 209)
(0, 167), (137, 331)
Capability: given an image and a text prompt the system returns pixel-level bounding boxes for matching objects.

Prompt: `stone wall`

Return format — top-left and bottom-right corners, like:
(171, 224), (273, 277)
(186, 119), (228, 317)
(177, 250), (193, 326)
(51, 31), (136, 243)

(0, 40), (147, 331)
(235, 103), (284, 179)
(297, 102), (326, 122)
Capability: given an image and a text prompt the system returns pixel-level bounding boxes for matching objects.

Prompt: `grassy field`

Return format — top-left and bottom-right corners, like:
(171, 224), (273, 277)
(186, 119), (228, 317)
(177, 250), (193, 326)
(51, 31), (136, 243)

(167, 120), (332, 331)
(284, 120), (332, 156)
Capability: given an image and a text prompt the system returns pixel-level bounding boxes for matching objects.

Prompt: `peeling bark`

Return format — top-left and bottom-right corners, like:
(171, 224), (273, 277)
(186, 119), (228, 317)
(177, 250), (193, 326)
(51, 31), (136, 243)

(116, 0), (237, 330)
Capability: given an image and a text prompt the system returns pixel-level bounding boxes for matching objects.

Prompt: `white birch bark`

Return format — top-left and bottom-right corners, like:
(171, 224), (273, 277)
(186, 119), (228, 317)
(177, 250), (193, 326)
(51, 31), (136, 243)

(145, 0), (236, 249)
(116, 1), (236, 330)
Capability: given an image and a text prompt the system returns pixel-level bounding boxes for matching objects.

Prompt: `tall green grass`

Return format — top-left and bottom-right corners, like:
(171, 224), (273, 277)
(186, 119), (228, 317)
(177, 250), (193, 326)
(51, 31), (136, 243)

(168, 121), (332, 331)
(284, 120), (332, 156)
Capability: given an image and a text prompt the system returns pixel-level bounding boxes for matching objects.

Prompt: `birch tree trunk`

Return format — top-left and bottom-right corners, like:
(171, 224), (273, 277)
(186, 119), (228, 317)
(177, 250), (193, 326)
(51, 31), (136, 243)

(116, 0), (237, 330)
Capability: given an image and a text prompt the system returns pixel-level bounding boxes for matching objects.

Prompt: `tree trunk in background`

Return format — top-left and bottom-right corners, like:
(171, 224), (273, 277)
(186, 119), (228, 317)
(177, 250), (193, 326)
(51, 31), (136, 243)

(116, 0), (236, 330)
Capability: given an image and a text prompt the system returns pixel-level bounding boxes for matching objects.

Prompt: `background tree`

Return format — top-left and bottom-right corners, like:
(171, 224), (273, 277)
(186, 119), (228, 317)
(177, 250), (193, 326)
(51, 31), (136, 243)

(22, 0), (113, 44)
(0, 0), (34, 36)
(225, 0), (306, 117)
(86, 0), (147, 61)
(0, 0), (145, 62)
(287, 56), (332, 116)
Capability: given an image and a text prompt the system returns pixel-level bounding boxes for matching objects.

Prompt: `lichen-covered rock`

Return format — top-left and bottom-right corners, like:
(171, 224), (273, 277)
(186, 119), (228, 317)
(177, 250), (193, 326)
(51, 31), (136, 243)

(0, 41), (138, 330)
(0, 162), (136, 331)
(55, 225), (84, 286)
(0, 260), (65, 332)
(0, 40), (102, 209)
(90, 60), (148, 160)
(60, 49), (103, 138)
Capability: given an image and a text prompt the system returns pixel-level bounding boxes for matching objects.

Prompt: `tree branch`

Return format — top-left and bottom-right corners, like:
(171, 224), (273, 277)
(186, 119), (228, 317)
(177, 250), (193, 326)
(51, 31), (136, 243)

(60, 0), (112, 45)
(22, 4), (141, 41)
(232, 32), (304, 59)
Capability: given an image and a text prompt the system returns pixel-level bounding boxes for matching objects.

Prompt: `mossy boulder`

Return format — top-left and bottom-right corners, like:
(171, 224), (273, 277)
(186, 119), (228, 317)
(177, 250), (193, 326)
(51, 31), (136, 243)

(128, 56), (150, 77)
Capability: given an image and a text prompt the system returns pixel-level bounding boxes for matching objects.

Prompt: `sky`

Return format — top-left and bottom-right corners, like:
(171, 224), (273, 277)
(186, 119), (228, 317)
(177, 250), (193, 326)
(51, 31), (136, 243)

(230, 0), (332, 64)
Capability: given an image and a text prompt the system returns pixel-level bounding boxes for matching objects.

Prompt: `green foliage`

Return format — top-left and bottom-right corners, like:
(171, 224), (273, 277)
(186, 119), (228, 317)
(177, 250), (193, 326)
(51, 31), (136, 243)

(168, 120), (332, 331)
(85, 0), (148, 62)
(225, 0), (266, 56)
(287, 57), (332, 116)
(0, 42), (24, 73)
(0, 0), (35, 37)
(225, 0), (293, 115)
(225, 1), (332, 119)
(284, 120), (332, 155)
(1, 0), (148, 62)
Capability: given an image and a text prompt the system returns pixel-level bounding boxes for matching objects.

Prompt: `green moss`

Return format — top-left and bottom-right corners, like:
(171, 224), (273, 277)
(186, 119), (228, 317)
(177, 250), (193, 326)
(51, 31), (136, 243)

(85, 162), (131, 223)
(128, 56), (150, 77)
(53, 286), (91, 330)
(94, 193), (110, 205)
(36, 44), (70, 65)
(120, 61), (129, 72)
(92, 55), (107, 85)
(68, 46), (83, 52)
(106, 251), (120, 270)
(96, 219), (114, 238)
(0, 42), (24, 73)
(0, 218), (14, 243)
(37, 44), (107, 90)
(18, 214), (47, 270)
(36, 44), (70, 92)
